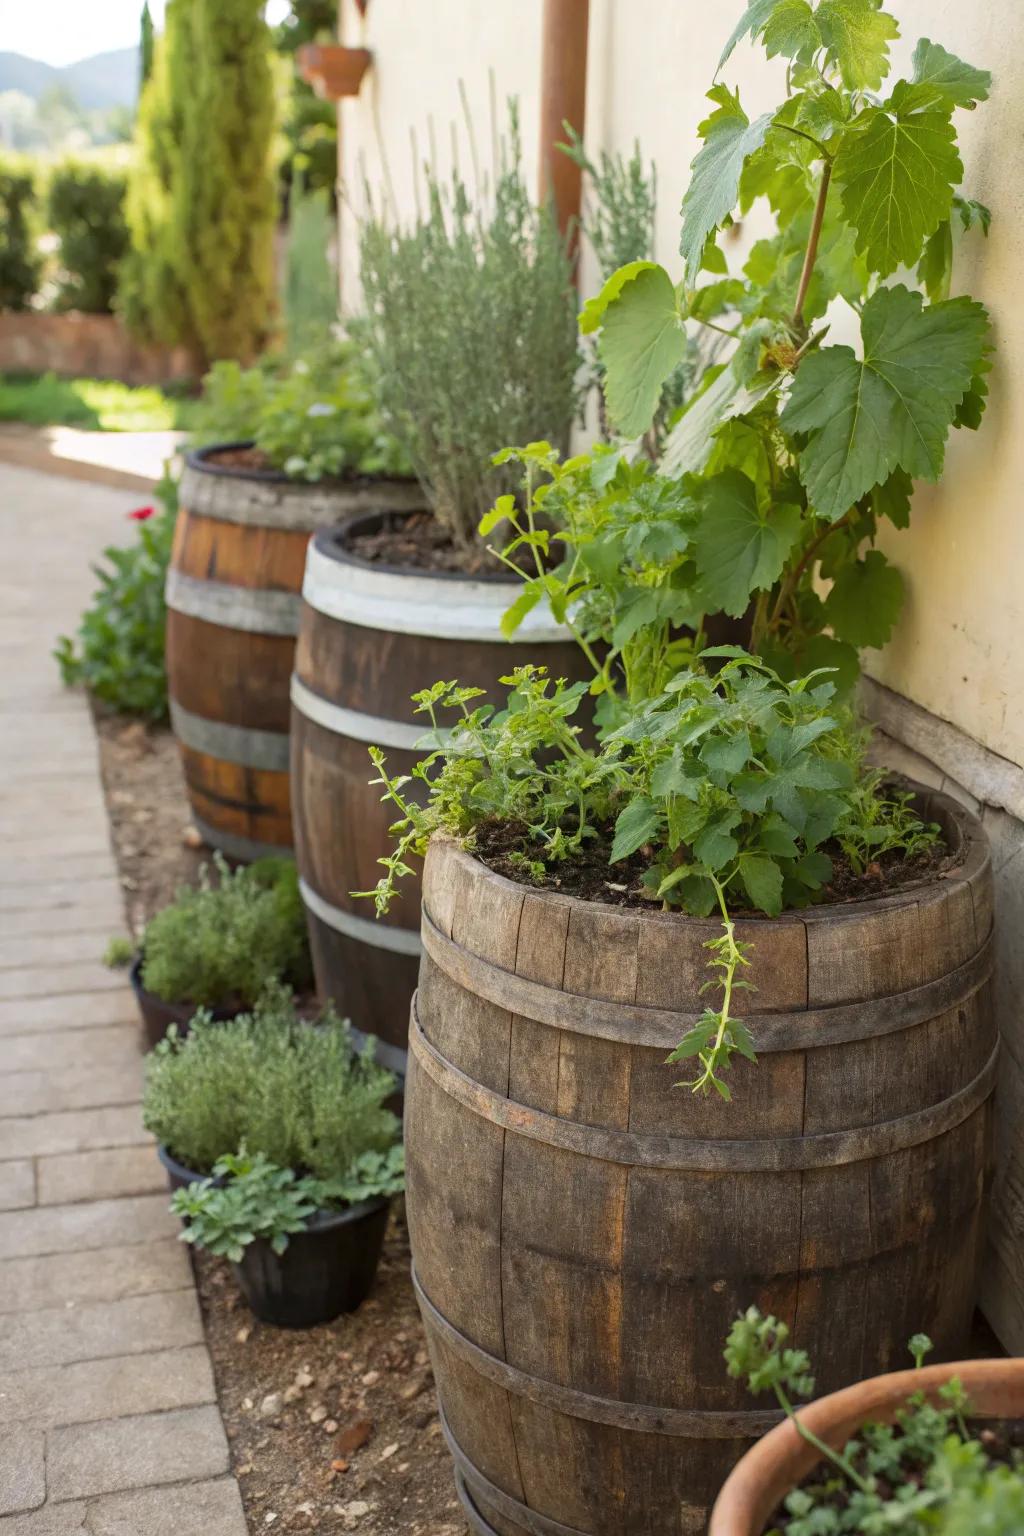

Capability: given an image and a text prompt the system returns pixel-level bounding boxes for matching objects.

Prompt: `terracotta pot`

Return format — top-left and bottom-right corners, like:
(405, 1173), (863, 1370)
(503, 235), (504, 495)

(709, 1357), (1024, 1536)
(297, 43), (371, 100)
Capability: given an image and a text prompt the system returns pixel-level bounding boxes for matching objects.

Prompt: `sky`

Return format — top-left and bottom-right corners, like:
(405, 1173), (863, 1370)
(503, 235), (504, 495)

(0, 0), (290, 69)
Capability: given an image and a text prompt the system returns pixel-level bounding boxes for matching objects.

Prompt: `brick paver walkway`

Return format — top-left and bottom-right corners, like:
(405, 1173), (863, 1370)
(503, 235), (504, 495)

(0, 465), (246, 1534)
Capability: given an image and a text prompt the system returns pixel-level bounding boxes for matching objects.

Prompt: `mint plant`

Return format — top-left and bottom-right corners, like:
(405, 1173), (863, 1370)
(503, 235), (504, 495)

(559, 5), (993, 685)
(359, 655), (938, 1096)
(171, 1144), (405, 1262)
(190, 346), (408, 482)
(724, 1306), (1024, 1535)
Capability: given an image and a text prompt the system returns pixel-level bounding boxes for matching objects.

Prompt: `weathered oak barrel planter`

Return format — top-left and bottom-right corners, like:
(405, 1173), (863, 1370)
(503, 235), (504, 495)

(405, 789), (996, 1536)
(289, 512), (589, 1065)
(165, 445), (421, 861)
(709, 1357), (1024, 1536)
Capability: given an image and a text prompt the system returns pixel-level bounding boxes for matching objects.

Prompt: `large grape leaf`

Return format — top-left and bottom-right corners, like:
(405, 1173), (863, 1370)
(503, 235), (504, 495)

(661, 365), (778, 478)
(834, 82), (962, 277)
(781, 284), (991, 521)
(717, 0), (785, 72)
(580, 260), (661, 336)
(823, 549), (904, 647)
(694, 470), (803, 617)
(816, 0), (899, 90)
(595, 264), (687, 439)
(680, 87), (773, 285)
(762, 0), (821, 63)
(911, 39), (991, 109)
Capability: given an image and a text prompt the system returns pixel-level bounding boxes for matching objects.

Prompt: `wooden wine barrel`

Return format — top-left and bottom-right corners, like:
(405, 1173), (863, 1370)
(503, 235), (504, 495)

(290, 514), (591, 1068)
(165, 445), (422, 861)
(405, 790), (997, 1536)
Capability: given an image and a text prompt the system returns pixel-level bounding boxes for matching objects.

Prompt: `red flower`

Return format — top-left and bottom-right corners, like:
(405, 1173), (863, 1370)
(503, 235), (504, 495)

(127, 505), (156, 521)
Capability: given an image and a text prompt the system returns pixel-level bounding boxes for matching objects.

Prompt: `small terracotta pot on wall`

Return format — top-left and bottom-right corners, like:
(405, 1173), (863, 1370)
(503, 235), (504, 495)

(289, 511), (592, 1069)
(404, 788), (996, 1535)
(297, 43), (371, 101)
(165, 446), (421, 862)
(709, 1357), (1024, 1536)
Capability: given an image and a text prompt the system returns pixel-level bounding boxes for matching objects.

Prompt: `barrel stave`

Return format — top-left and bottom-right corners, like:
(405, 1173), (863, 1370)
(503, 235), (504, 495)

(167, 613), (294, 732)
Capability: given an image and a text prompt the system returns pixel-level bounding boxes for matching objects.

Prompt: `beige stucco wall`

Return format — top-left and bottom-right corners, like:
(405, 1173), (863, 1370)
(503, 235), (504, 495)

(338, 0), (1022, 770)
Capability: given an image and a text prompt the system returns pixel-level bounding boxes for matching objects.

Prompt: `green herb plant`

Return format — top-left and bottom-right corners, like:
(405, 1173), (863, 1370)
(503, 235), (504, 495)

(356, 103), (579, 549)
(360, 655), (938, 1097)
(138, 854), (311, 1009)
(143, 984), (398, 1178)
(724, 1306), (1024, 1535)
(171, 1144), (405, 1262)
(190, 346), (408, 483)
(550, 5), (994, 686)
(54, 468), (177, 720)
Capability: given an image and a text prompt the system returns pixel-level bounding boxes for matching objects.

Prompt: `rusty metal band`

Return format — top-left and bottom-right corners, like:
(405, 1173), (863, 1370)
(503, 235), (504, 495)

(189, 815), (294, 865)
(450, 1444), (590, 1536)
(409, 998), (998, 1173)
(169, 700), (290, 772)
(420, 907), (994, 1053)
(165, 568), (301, 636)
(453, 1464), (706, 1536)
(413, 1270), (782, 1439)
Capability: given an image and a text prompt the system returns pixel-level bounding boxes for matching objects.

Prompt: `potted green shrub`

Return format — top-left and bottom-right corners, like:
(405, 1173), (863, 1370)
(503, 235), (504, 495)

(173, 1146), (403, 1329)
(289, 110), (591, 1052)
(165, 343), (422, 861)
(117, 854), (311, 1047)
(143, 986), (402, 1326)
(711, 1308), (1024, 1536)
(358, 10), (998, 1526)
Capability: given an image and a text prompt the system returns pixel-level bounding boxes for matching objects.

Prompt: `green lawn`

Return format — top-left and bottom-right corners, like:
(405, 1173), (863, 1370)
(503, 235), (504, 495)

(0, 372), (202, 432)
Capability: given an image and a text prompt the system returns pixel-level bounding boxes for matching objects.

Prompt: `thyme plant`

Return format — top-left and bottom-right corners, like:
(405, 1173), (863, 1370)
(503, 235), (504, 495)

(359, 656), (937, 1097)
(547, 5), (994, 683)
(356, 107), (579, 548)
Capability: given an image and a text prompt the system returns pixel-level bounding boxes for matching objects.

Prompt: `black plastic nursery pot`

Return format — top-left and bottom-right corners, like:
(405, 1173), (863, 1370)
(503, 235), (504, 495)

(130, 955), (242, 1050)
(232, 1198), (390, 1329)
(156, 1143), (228, 1194)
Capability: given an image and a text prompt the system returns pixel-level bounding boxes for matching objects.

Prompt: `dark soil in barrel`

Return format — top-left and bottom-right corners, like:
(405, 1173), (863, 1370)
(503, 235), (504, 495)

(95, 708), (466, 1536)
(346, 510), (539, 577)
(204, 445), (415, 493)
(470, 815), (959, 911)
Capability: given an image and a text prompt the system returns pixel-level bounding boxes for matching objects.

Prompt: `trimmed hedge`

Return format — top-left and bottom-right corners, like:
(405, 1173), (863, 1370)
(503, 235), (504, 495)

(46, 162), (129, 315)
(0, 160), (40, 311)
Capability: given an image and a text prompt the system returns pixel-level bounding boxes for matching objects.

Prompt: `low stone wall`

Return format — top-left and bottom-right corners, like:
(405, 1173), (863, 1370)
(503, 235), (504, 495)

(863, 677), (1024, 1355)
(0, 311), (195, 386)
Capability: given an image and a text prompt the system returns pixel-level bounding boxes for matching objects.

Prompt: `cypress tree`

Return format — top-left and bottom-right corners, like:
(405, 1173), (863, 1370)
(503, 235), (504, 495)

(139, 3), (155, 86)
(119, 0), (276, 367)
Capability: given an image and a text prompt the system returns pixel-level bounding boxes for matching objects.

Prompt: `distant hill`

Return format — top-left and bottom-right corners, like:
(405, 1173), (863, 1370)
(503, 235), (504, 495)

(0, 48), (138, 111)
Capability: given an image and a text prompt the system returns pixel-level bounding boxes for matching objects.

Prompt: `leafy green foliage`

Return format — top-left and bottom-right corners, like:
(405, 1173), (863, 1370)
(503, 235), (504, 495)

(588, 263), (688, 438)
(781, 285), (990, 519)
(726, 1306), (1024, 1535)
(143, 986), (398, 1179)
(45, 162), (128, 314)
(359, 658), (938, 1096)
(190, 348), (408, 482)
(578, 4), (992, 685)
(139, 853), (311, 1009)
(273, 0), (338, 206)
(103, 936), (135, 969)
(695, 471), (802, 618)
(0, 160), (40, 309)
(680, 86), (773, 285)
(356, 105), (579, 547)
(172, 1144), (404, 1262)
(119, 0), (277, 366)
(54, 470), (177, 719)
